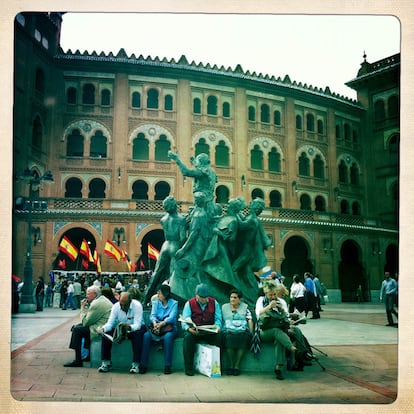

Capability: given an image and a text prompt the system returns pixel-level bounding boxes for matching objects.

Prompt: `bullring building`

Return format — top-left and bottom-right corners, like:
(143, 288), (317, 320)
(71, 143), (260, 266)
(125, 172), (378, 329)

(13, 12), (399, 304)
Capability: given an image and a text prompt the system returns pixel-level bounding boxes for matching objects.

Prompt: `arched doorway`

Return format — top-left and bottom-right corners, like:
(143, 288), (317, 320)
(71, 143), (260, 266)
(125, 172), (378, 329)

(53, 228), (97, 272)
(281, 235), (313, 287)
(385, 243), (398, 276)
(338, 239), (367, 302)
(137, 229), (165, 272)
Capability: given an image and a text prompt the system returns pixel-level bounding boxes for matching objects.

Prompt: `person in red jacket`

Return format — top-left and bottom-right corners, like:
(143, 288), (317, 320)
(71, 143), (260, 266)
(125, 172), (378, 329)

(180, 284), (223, 376)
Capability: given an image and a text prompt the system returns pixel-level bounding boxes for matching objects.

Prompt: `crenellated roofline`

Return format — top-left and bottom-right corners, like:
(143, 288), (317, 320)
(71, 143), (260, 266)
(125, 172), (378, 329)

(55, 47), (362, 108)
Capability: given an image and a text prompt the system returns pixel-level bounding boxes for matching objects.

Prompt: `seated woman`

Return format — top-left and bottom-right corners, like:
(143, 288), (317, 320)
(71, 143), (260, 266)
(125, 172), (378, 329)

(273, 283), (313, 371)
(255, 280), (297, 380)
(139, 284), (178, 374)
(221, 289), (254, 376)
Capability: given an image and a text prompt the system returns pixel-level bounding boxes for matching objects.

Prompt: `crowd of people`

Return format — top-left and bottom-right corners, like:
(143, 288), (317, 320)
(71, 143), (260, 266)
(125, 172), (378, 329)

(61, 271), (326, 380)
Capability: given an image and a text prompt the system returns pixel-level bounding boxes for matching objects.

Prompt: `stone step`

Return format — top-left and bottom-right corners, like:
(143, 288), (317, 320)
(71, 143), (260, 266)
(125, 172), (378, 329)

(90, 337), (276, 373)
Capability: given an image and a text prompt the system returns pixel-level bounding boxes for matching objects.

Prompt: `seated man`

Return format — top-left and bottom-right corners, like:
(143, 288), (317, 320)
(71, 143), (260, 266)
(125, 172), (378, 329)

(181, 283), (222, 376)
(97, 291), (146, 374)
(63, 285), (113, 367)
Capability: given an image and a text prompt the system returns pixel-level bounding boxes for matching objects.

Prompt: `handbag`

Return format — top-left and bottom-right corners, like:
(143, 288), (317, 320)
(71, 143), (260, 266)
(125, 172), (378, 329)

(258, 308), (290, 332)
(149, 322), (174, 336)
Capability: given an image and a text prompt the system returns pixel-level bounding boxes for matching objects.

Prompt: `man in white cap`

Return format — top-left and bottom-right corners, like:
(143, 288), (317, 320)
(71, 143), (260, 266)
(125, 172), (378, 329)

(180, 283), (223, 376)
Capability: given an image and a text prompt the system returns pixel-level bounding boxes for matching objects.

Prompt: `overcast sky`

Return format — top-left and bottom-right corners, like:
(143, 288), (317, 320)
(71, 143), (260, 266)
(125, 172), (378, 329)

(59, 13), (400, 99)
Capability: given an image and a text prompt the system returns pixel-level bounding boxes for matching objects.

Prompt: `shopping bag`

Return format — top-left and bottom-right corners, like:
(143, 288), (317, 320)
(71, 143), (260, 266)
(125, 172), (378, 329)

(194, 343), (221, 378)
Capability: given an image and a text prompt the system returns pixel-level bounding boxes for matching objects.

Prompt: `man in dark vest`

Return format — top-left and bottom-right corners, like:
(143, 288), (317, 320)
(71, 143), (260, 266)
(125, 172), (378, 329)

(180, 283), (223, 376)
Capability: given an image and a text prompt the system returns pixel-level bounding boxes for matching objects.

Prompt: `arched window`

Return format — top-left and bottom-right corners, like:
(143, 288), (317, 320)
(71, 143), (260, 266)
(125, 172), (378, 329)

(132, 133), (149, 160)
(154, 181), (170, 200)
(207, 95), (218, 115)
(374, 100), (386, 121)
(298, 152), (310, 176)
(132, 180), (149, 200)
(352, 130), (358, 145)
(248, 106), (256, 121)
(215, 140), (229, 167)
(195, 138), (210, 157)
(315, 195), (326, 212)
(389, 134), (399, 164)
(252, 188), (264, 200)
(164, 95), (173, 111)
(90, 130), (107, 158)
(335, 124), (341, 139)
(388, 95), (399, 118)
(35, 68), (45, 94)
(193, 98), (201, 114)
(147, 88), (159, 109)
(296, 115), (302, 130)
(269, 190), (282, 208)
(268, 147), (281, 173)
(299, 194), (312, 210)
(352, 201), (361, 215)
(306, 113), (315, 132)
(155, 134), (171, 161)
(340, 199), (350, 214)
(132, 91), (141, 108)
(338, 159), (348, 183)
(344, 123), (351, 140)
(65, 177), (82, 198)
(82, 83), (95, 104)
(260, 104), (270, 123)
(273, 110), (281, 126)
(350, 163), (359, 185)
(313, 154), (325, 179)
(317, 119), (324, 134)
(32, 115), (42, 149)
(250, 145), (263, 170)
(67, 87), (77, 104)
(215, 185), (229, 204)
(88, 178), (106, 198)
(101, 89), (110, 106)
(222, 102), (230, 118)
(66, 128), (84, 157)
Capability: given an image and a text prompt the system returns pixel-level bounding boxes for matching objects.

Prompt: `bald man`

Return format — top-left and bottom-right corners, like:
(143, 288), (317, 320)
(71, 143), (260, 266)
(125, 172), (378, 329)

(97, 291), (146, 373)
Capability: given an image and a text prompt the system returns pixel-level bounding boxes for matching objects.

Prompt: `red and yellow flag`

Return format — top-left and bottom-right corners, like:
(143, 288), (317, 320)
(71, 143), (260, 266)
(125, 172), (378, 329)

(79, 239), (93, 262)
(147, 242), (160, 261)
(103, 240), (122, 262)
(93, 250), (101, 274)
(59, 236), (78, 261)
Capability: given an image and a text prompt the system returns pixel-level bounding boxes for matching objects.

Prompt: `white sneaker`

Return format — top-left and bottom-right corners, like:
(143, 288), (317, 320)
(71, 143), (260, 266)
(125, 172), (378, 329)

(129, 362), (139, 374)
(98, 360), (112, 373)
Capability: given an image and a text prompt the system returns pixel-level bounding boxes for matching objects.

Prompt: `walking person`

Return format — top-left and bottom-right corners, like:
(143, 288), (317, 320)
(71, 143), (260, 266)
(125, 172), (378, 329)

(304, 272), (319, 319)
(35, 277), (45, 311)
(62, 281), (77, 310)
(379, 271), (398, 327)
(289, 274), (306, 315)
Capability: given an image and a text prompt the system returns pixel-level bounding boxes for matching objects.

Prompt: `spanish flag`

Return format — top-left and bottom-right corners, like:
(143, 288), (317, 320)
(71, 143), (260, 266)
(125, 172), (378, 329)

(147, 242), (160, 261)
(93, 250), (102, 274)
(79, 239), (93, 262)
(59, 236), (78, 261)
(104, 239), (122, 262)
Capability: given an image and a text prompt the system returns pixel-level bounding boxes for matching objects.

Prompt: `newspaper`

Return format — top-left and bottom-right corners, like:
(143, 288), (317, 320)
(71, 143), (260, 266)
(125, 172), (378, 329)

(178, 315), (219, 334)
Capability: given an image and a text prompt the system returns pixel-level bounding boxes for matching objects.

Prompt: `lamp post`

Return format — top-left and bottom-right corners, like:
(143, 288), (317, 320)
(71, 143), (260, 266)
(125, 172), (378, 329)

(19, 168), (54, 313)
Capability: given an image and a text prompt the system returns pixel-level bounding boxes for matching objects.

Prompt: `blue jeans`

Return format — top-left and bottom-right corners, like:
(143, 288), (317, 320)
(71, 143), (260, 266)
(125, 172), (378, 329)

(63, 292), (77, 309)
(140, 329), (176, 367)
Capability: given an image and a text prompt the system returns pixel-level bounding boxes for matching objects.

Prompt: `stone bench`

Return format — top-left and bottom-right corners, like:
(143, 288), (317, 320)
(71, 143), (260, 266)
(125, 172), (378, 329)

(89, 336), (276, 373)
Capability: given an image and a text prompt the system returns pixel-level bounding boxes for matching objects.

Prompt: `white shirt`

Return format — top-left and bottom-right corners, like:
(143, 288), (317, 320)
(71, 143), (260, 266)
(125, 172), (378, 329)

(102, 299), (144, 332)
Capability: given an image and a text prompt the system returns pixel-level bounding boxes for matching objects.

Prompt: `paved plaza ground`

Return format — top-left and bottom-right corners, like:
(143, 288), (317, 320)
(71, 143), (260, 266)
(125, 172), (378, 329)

(3, 302), (412, 414)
